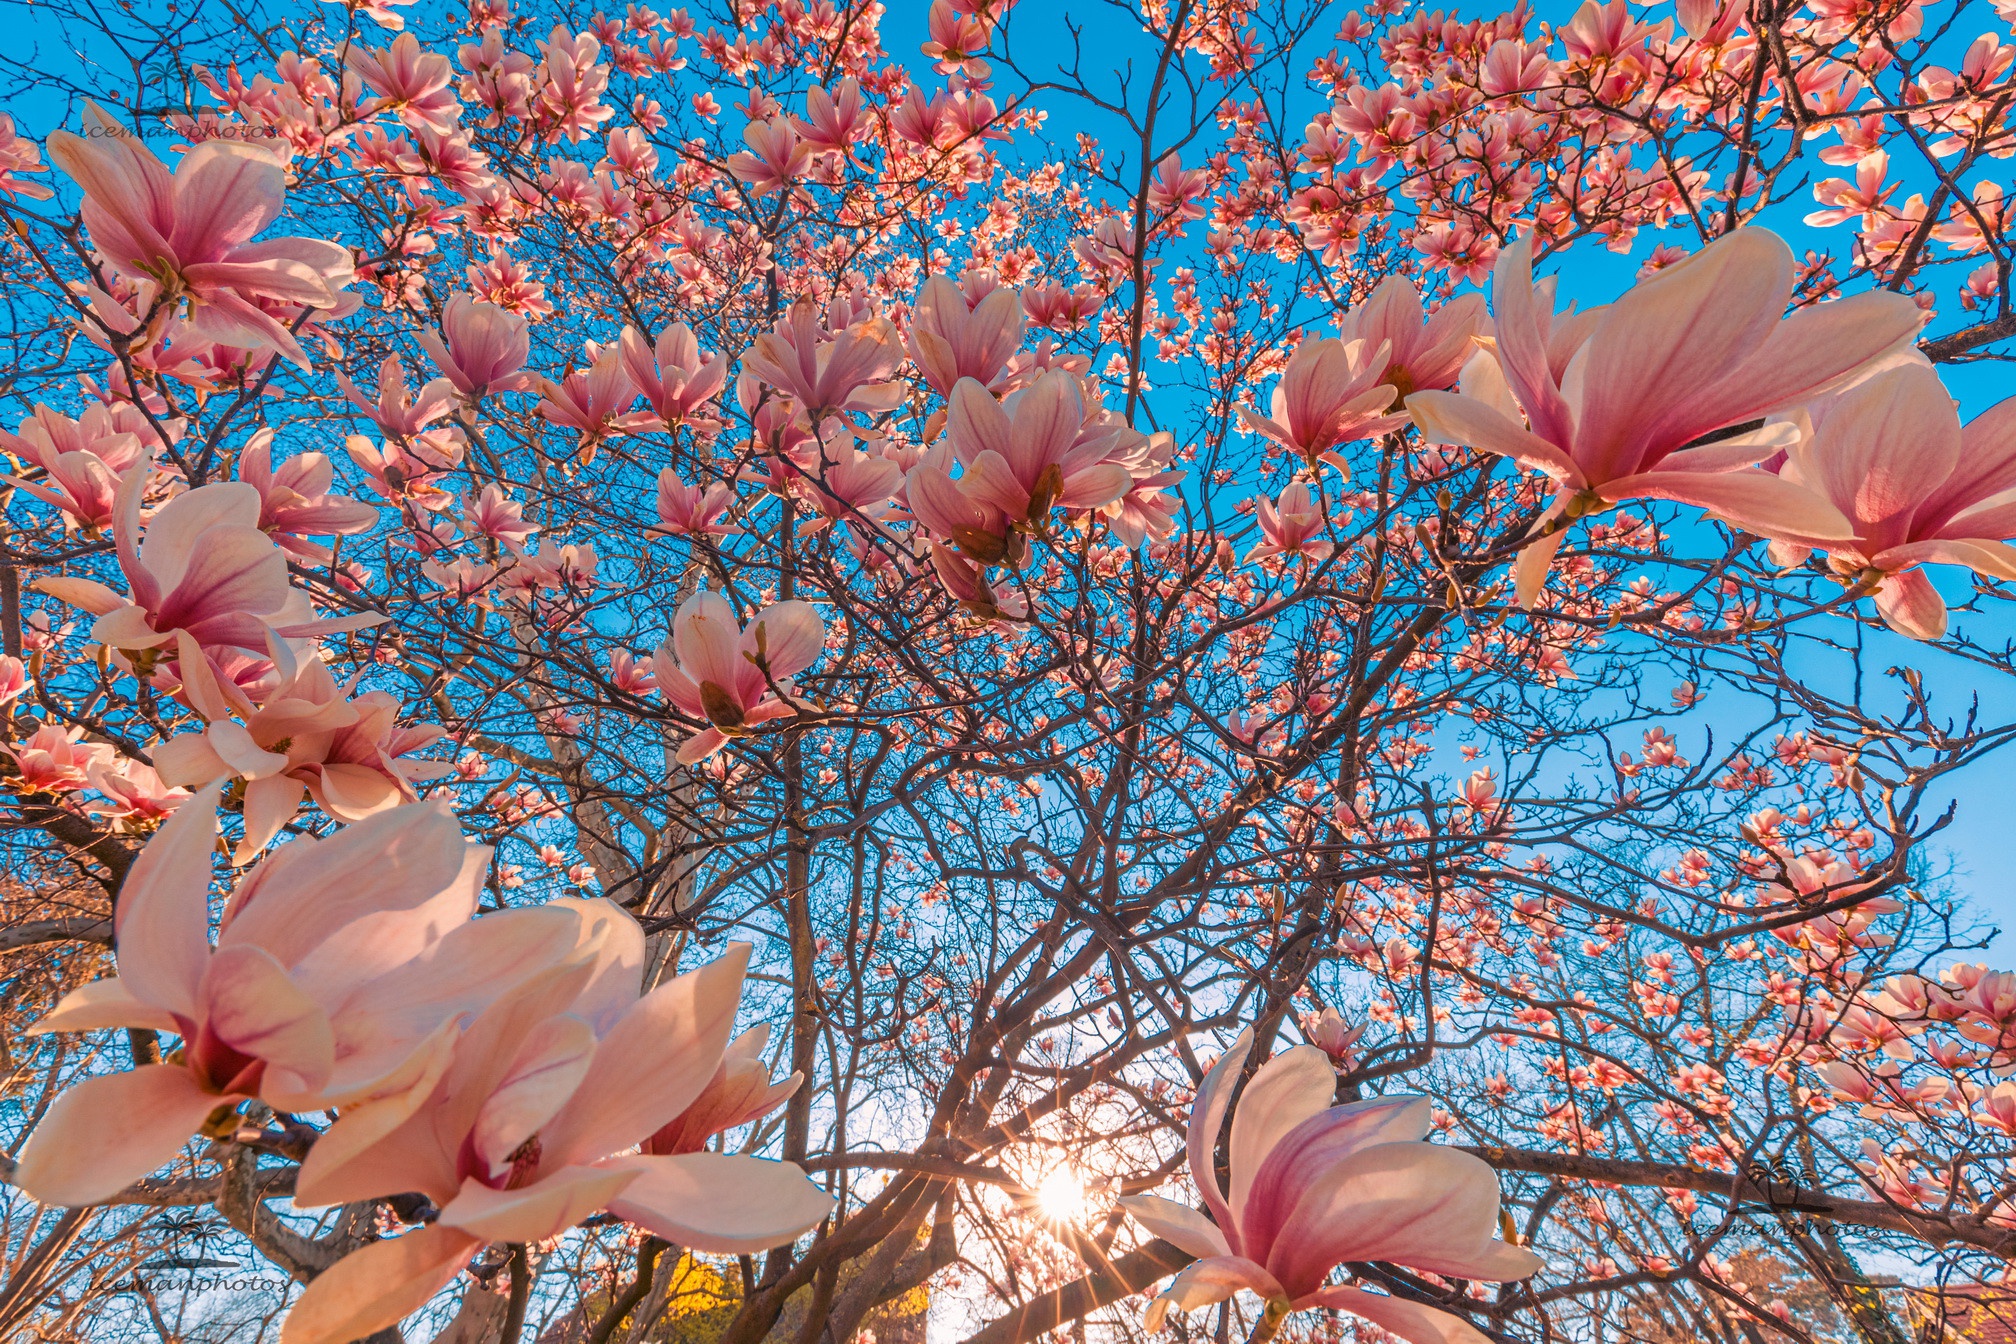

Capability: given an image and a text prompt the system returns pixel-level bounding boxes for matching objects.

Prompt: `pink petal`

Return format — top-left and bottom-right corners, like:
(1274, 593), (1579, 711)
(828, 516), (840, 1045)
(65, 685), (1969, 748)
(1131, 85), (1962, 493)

(12, 1064), (222, 1205)
(137, 483), (264, 594)
(1299, 1286), (1501, 1344)
(672, 590), (745, 701)
(218, 800), (470, 966)
(1878, 537), (2016, 581)
(33, 976), (180, 1035)
(1573, 229), (1791, 481)
(743, 600), (825, 687)
(436, 1165), (640, 1243)
(1141, 1256), (1283, 1332)
(1263, 1143), (1516, 1298)
(234, 775), (307, 861)
(279, 1224), (477, 1344)
(167, 141), (285, 257)
(545, 896), (647, 1032)
(1187, 1028), (1253, 1242)
(1237, 1095), (1433, 1256)
(539, 944), (750, 1166)
(601, 1152), (835, 1253)
(1795, 364), (1959, 529)
(201, 943), (335, 1089)
(947, 376), (1013, 466)
(1602, 469), (1854, 542)
(1873, 567), (1948, 640)
(1115, 1193), (1232, 1260)
(113, 780), (222, 1018)
(1227, 1045), (1338, 1224)
(1406, 391), (1583, 485)
(469, 1015), (598, 1178)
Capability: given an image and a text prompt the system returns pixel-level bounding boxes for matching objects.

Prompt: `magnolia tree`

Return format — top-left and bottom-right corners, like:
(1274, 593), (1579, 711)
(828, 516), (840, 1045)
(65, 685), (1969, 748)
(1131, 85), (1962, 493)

(2, 0), (2016, 1341)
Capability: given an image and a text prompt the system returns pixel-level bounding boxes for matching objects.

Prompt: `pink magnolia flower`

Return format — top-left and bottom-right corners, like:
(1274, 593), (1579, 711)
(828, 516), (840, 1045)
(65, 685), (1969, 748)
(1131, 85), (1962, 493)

(48, 104), (354, 368)
(799, 445), (903, 532)
(155, 640), (448, 859)
(655, 469), (741, 539)
(0, 403), (147, 533)
(1336, 276), (1489, 397)
(905, 273), (1026, 396)
(940, 371), (1136, 531)
(0, 112), (53, 201)
(85, 757), (190, 824)
(1767, 363), (2016, 640)
(906, 443), (1020, 568)
(34, 474), (384, 657)
(462, 483), (538, 554)
(416, 293), (533, 397)
(1119, 1028), (1541, 1344)
(921, 0), (993, 78)
(1247, 482), (1334, 564)
(1238, 337), (1408, 470)
(350, 32), (460, 136)
(6, 724), (111, 794)
(335, 354), (455, 438)
(742, 301), (904, 416)
(346, 431), (463, 510)
(643, 1023), (801, 1154)
(536, 346), (642, 444)
(1102, 430), (1187, 548)
(726, 117), (813, 195)
(652, 592), (824, 764)
(9, 788), (503, 1206)
(282, 942), (833, 1344)
(795, 77), (864, 157)
(1407, 229), (1922, 604)
(238, 429), (378, 562)
(927, 542), (1028, 623)
(620, 322), (728, 431)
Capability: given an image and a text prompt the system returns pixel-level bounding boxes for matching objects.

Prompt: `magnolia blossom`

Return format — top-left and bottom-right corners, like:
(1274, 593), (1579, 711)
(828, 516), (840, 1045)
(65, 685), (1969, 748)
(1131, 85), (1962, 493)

(10, 789), (495, 1205)
(1407, 229), (1921, 604)
(283, 939), (833, 1344)
(34, 475), (384, 657)
(742, 301), (903, 415)
(651, 591), (825, 763)
(1336, 276), (1489, 397)
(1239, 337), (1409, 470)
(335, 354), (455, 438)
(643, 1023), (801, 1154)
(905, 272), (1025, 395)
(655, 469), (741, 538)
(416, 293), (533, 396)
(726, 116), (813, 195)
(1767, 363), (2016, 640)
(620, 322), (728, 430)
(154, 639), (448, 859)
(237, 429), (379, 562)
(48, 103), (353, 367)
(0, 402), (146, 533)
(914, 371), (1138, 556)
(1120, 1028), (1541, 1344)
(1247, 482), (1335, 564)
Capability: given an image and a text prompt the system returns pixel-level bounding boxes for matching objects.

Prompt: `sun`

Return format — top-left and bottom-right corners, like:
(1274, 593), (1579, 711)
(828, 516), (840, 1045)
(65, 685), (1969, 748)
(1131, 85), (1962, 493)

(1034, 1167), (1090, 1224)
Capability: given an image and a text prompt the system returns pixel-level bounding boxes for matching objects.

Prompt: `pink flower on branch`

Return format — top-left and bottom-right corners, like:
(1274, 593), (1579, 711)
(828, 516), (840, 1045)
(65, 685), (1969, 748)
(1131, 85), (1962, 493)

(282, 939), (832, 1344)
(415, 292), (533, 397)
(1119, 1027), (1541, 1344)
(1238, 336), (1408, 471)
(34, 473), (385, 658)
(619, 321), (728, 431)
(48, 103), (354, 368)
(651, 591), (825, 764)
(1407, 228), (1923, 605)
(905, 272), (1026, 396)
(1770, 363), (2016, 640)
(9, 787), (500, 1206)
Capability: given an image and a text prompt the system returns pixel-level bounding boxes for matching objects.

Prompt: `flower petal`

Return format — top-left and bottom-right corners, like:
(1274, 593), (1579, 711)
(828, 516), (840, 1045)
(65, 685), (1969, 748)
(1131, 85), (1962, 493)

(437, 1165), (640, 1243)
(1227, 1045), (1337, 1224)
(1116, 1194), (1232, 1260)
(539, 944), (749, 1167)
(601, 1152), (835, 1253)
(1299, 1286), (1500, 1344)
(279, 1224), (478, 1344)
(12, 1065), (222, 1206)
(114, 780), (222, 1019)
